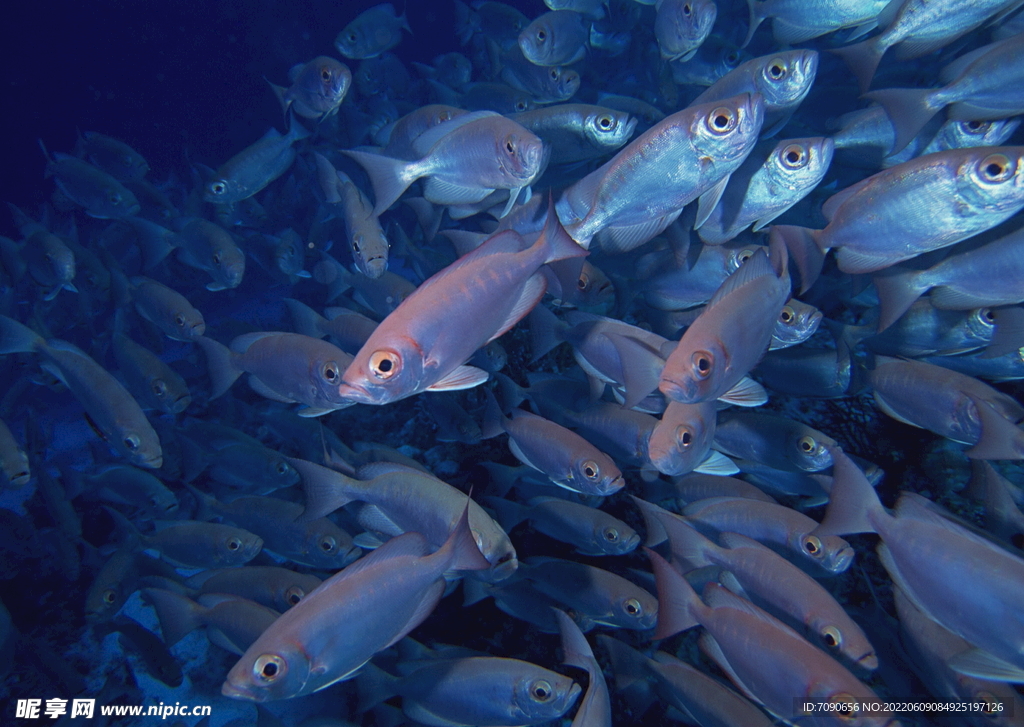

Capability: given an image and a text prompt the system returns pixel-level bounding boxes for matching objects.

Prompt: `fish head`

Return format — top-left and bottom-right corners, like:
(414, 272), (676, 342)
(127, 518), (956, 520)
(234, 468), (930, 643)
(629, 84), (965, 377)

(955, 117), (1021, 148)
(755, 49), (817, 111)
(334, 22), (372, 60)
(615, 589), (658, 630)
(582, 108), (637, 151)
(511, 672), (582, 723)
(98, 183), (141, 218)
(223, 640), (312, 702)
(774, 298), (823, 348)
(209, 240), (246, 290)
(787, 429), (835, 471)
(350, 228), (390, 280)
(655, 0), (717, 62)
(799, 531), (855, 574)
(117, 426), (164, 470)
(497, 127), (548, 187)
(148, 376), (191, 414)
(810, 616), (878, 672)
(956, 147), (1024, 213)
(217, 531), (264, 566)
(647, 403), (715, 476)
(301, 525), (361, 569)
(170, 306), (206, 340)
(518, 16), (556, 66)
(306, 56), (351, 112)
(769, 137), (835, 194)
(590, 521), (640, 555)
(205, 177), (236, 204)
(659, 337), (729, 405)
(337, 337), (426, 406)
(689, 93), (765, 169)
(548, 66), (580, 100)
(569, 453), (624, 496)
(263, 454), (300, 489)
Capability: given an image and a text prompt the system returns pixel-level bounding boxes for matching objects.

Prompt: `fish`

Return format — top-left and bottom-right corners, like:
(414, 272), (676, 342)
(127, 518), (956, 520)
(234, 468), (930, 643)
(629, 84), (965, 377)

(776, 147), (1024, 291)
(268, 56), (351, 120)
(0, 417), (30, 488)
(73, 131), (150, 181)
(185, 566), (323, 612)
(485, 495), (639, 556)
(647, 400), (720, 477)
(518, 10), (590, 66)
(337, 209), (586, 406)
(712, 411), (836, 472)
(197, 331), (355, 418)
(0, 315), (163, 468)
(509, 104), (637, 164)
(555, 93), (764, 250)
(39, 140), (141, 218)
(555, 609), (610, 727)
(120, 275), (206, 341)
(221, 503), (490, 701)
(313, 154), (389, 279)
(111, 333), (192, 414)
(334, 3), (411, 60)
(745, 0), (889, 47)
(659, 244), (790, 406)
(655, 0), (717, 62)
(142, 588), (280, 655)
(204, 115), (310, 205)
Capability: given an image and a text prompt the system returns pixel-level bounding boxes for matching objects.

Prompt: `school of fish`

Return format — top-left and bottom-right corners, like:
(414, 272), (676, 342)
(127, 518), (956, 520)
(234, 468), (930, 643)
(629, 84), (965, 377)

(3, 0), (1024, 726)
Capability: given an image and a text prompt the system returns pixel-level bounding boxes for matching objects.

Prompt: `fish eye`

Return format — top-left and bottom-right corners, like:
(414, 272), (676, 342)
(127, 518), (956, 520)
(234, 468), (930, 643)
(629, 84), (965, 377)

(227, 537), (242, 551)
(675, 425), (694, 448)
(109, 192), (122, 205)
(368, 350), (400, 380)
(151, 379), (168, 396)
(802, 534), (822, 557)
(624, 598), (642, 616)
(726, 51), (739, 66)
(707, 107), (737, 134)
(352, 235), (362, 252)
(549, 68), (559, 80)
(597, 115), (614, 130)
(767, 59), (787, 79)
(582, 460), (600, 480)
(577, 272), (590, 290)
(102, 588), (117, 605)
(322, 361), (340, 383)
(683, 3), (692, 14)
(976, 692), (1002, 716)
(276, 461), (290, 475)
(319, 536), (337, 553)
(530, 680), (553, 702)
(537, 30), (547, 42)
(779, 305), (795, 324)
(515, 100), (528, 111)
(978, 153), (1015, 182)
(602, 527), (620, 542)
(253, 654), (287, 683)
(737, 249), (755, 264)
(285, 586), (306, 606)
(174, 313), (186, 326)
(123, 434), (140, 451)
(828, 694), (859, 722)
(505, 138), (515, 154)
(822, 625), (842, 649)
(798, 435), (817, 453)
(781, 144), (808, 169)
(964, 119), (987, 133)
(210, 181), (227, 196)
(321, 67), (332, 82)
(981, 307), (996, 322)
(347, 32), (357, 42)
(212, 252), (222, 265)
(691, 350), (713, 379)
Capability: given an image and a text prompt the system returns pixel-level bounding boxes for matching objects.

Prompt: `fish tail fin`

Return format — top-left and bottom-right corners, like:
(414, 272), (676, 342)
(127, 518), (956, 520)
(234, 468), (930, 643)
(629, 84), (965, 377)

(481, 388), (508, 439)
(630, 496), (670, 547)
(864, 87), (940, 155)
(287, 457), (356, 522)
(462, 575), (491, 606)
(481, 495), (527, 530)
(830, 38), (883, 94)
(195, 336), (242, 400)
(356, 662), (401, 713)
(440, 499), (492, 573)
(771, 224), (825, 293)
(266, 78), (292, 119)
(0, 314), (45, 355)
(814, 446), (883, 536)
(646, 547), (702, 639)
(283, 298), (327, 339)
(742, 0), (766, 48)
(480, 461), (522, 498)
(286, 110), (312, 143)
(398, 3), (412, 34)
(341, 149), (420, 215)
(597, 635), (652, 694)
(540, 203), (588, 266)
(554, 608), (595, 669)
(102, 505), (144, 547)
(140, 588), (204, 647)
(125, 218), (175, 271)
(528, 303), (567, 362)
(38, 139), (53, 176)
(872, 266), (928, 331)
(184, 484), (216, 522)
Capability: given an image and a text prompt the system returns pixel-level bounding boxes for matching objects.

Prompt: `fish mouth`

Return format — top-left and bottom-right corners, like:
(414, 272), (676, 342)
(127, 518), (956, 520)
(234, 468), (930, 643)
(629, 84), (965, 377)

(337, 381), (377, 405)
(658, 376), (698, 404)
(221, 679), (267, 702)
(598, 475), (626, 496)
(827, 545), (856, 574)
(140, 454), (164, 470)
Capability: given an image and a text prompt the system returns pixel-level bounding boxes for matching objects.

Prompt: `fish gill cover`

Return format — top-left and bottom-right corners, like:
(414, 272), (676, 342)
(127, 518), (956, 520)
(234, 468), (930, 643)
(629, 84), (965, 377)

(2, 0), (1024, 725)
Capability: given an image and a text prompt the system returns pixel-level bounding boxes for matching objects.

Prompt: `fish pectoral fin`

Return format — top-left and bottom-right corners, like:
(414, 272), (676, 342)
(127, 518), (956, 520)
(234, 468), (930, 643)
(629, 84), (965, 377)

(693, 449), (740, 476)
(297, 405), (342, 418)
(596, 210), (681, 254)
(246, 374), (297, 404)
(716, 376), (767, 407)
(694, 174), (731, 230)
(698, 631), (764, 707)
(427, 365), (490, 392)
(486, 273), (547, 344)
(948, 648), (1024, 683)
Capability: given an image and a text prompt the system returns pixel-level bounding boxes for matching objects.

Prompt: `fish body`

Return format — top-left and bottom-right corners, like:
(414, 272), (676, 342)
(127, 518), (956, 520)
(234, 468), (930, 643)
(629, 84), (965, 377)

(335, 3), (411, 60)
(171, 217), (246, 291)
(127, 276), (205, 341)
(509, 104), (636, 164)
(270, 56), (351, 120)
(41, 144), (141, 218)
(205, 116), (309, 205)
(556, 93), (764, 249)
(338, 215), (585, 406)
(746, 0), (888, 46)
(74, 131), (150, 181)
(221, 506), (489, 701)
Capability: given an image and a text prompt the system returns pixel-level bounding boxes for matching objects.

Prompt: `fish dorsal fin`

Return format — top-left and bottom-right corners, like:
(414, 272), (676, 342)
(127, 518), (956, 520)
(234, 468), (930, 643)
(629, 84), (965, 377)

(706, 247), (772, 310)
(356, 461), (426, 479)
(486, 272), (547, 344)
(427, 365), (490, 392)
(411, 110), (500, 157)
(821, 178), (869, 222)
